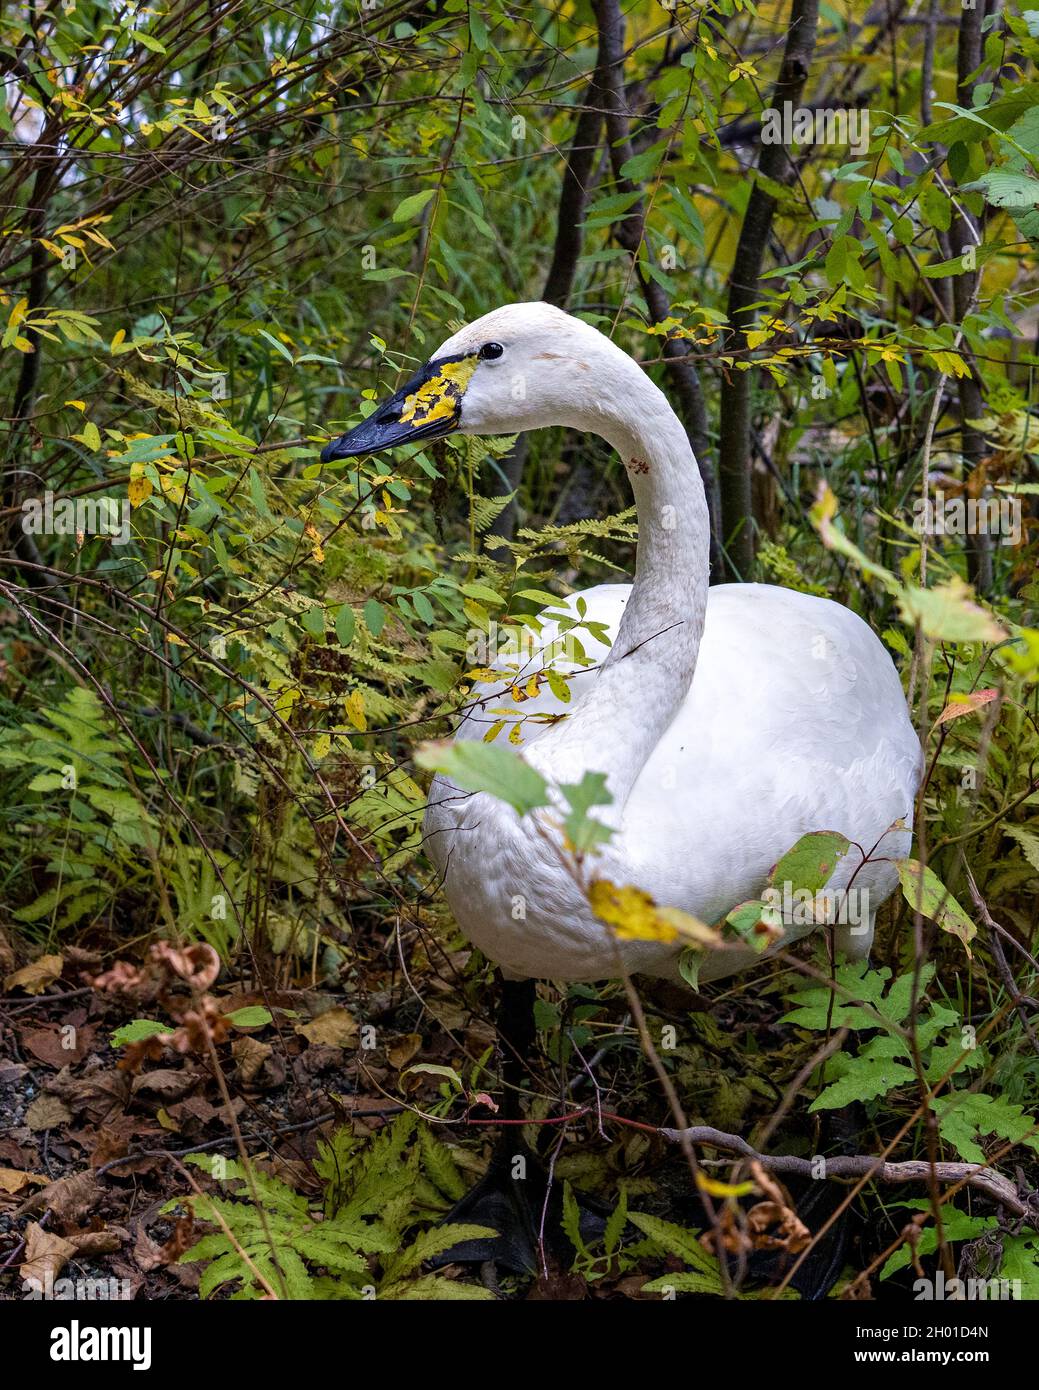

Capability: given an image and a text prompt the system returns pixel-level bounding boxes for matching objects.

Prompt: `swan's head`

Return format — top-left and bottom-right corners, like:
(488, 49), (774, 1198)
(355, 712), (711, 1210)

(320, 302), (622, 461)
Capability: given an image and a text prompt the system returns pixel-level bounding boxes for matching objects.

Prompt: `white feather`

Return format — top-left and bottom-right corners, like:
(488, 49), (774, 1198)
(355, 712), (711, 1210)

(423, 304), (921, 985)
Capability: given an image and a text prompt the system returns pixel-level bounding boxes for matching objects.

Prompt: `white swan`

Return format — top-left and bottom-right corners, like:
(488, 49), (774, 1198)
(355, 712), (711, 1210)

(323, 302), (921, 987)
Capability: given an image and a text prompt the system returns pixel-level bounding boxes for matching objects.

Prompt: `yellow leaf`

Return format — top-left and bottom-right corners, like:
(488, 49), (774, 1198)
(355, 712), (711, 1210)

(4, 954), (63, 995)
(64, 399), (86, 411)
(696, 1173), (756, 1199)
(77, 421), (101, 451)
(588, 880), (719, 948)
(127, 475), (152, 508)
(312, 733), (331, 760)
(295, 1009), (357, 1047)
(0, 1167), (47, 1195)
(345, 689), (367, 731)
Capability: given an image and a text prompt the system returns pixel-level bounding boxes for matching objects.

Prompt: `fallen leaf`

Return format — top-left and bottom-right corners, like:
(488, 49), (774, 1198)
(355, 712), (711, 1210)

(88, 1115), (140, 1168)
(131, 1068), (201, 1101)
(387, 1033), (422, 1069)
(70, 1229), (122, 1257)
(296, 1009), (357, 1047)
(47, 1061), (131, 1121)
(0, 1167), (47, 1196)
(133, 1225), (167, 1272)
(19, 1022), (95, 1069)
(4, 953), (63, 995)
(20, 1222), (77, 1288)
(232, 1035), (273, 1085)
(17, 1171), (100, 1225)
(26, 1094), (72, 1132)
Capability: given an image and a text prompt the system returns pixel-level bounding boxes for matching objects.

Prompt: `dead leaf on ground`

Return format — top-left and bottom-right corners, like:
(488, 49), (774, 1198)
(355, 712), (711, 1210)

(131, 1068), (201, 1102)
(88, 1115), (141, 1168)
(133, 1224), (168, 1273)
(4, 953), (64, 995)
(18, 1021), (95, 1069)
(164, 1094), (244, 1131)
(26, 1094), (73, 1132)
(20, 1222), (78, 1288)
(0, 1167), (47, 1196)
(160, 1212), (196, 1265)
(232, 1035), (277, 1086)
(388, 1033), (423, 1069)
(17, 1170), (101, 1225)
(71, 1229), (123, 1257)
(47, 1059), (131, 1121)
(295, 1008), (357, 1048)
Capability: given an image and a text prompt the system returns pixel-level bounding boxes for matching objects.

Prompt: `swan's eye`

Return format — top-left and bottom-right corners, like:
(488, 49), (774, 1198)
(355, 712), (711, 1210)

(478, 341), (504, 361)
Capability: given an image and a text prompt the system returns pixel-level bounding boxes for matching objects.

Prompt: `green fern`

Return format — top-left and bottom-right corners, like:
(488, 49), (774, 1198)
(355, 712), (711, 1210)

(172, 1116), (496, 1300)
(785, 963), (1039, 1164)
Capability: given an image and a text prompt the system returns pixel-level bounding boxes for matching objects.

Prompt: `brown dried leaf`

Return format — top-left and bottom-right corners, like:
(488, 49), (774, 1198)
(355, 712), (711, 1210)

(232, 1035), (272, 1085)
(19, 1022), (95, 1069)
(133, 1224), (167, 1272)
(26, 1094), (72, 1132)
(20, 1222), (77, 1287)
(0, 1167), (47, 1196)
(4, 953), (63, 995)
(387, 1033), (423, 1069)
(69, 1229), (122, 1257)
(296, 1008), (357, 1048)
(131, 1068), (201, 1101)
(17, 1170), (100, 1225)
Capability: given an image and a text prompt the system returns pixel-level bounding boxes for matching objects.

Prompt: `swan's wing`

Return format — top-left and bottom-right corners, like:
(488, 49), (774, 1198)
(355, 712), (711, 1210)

(626, 583), (921, 930)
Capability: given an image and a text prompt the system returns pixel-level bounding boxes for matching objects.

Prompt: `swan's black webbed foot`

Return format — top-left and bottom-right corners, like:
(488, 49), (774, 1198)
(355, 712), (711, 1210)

(430, 976), (606, 1274)
(430, 1138), (607, 1274)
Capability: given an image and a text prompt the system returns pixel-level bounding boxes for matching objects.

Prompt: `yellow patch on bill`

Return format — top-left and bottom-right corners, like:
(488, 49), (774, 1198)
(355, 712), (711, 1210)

(400, 356), (478, 429)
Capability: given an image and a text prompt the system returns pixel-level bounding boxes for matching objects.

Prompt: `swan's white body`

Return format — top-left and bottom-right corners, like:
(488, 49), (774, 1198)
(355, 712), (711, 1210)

(416, 304), (921, 984)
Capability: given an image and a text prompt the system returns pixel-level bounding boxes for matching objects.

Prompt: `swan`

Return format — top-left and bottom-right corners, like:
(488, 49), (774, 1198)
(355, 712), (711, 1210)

(321, 301), (922, 1274)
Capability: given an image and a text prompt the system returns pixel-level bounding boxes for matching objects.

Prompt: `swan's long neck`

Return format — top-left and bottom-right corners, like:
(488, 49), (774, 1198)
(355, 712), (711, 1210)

(527, 358), (711, 813)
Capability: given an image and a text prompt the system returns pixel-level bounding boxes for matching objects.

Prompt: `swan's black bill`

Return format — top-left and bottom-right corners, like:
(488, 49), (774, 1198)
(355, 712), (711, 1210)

(320, 352), (477, 462)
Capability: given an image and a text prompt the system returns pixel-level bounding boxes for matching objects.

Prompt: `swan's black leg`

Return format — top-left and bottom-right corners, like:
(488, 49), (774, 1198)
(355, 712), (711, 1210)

(430, 976), (605, 1275)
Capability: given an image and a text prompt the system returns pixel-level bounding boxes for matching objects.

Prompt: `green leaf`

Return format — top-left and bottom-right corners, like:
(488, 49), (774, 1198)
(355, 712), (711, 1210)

(898, 579), (1005, 644)
(769, 830), (851, 894)
(468, 7), (488, 50)
(897, 860), (976, 951)
(627, 1211), (726, 1294)
(964, 169), (1039, 208)
(558, 771), (614, 854)
(935, 1091), (1039, 1164)
(334, 605), (355, 647)
(392, 189), (437, 222)
(111, 1018), (168, 1047)
(809, 1052), (917, 1110)
(135, 29), (167, 53)
(225, 1006), (273, 1029)
(301, 604), (326, 638)
(415, 739), (550, 817)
